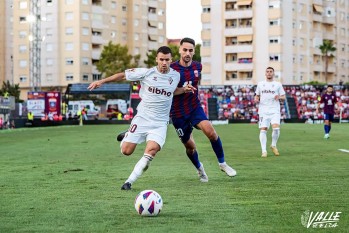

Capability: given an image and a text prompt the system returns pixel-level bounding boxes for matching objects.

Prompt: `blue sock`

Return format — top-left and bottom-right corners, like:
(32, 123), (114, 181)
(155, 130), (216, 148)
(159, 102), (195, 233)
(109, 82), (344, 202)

(328, 125), (331, 133)
(324, 125), (330, 134)
(186, 150), (201, 169)
(210, 137), (225, 163)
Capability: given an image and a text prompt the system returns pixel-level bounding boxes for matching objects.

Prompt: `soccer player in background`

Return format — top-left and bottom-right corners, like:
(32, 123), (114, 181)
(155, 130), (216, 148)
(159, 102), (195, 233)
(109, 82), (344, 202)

(316, 85), (338, 139)
(254, 67), (286, 158)
(88, 46), (195, 190)
(169, 37), (237, 182)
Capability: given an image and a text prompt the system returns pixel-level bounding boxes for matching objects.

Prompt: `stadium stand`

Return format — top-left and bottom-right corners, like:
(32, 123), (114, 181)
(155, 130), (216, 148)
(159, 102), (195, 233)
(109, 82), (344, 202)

(199, 85), (349, 121)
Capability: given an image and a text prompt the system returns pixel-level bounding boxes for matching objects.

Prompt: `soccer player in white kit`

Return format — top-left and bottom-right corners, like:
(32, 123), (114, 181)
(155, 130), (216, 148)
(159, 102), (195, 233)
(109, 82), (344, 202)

(254, 67), (286, 158)
(88, 46), (196, 190)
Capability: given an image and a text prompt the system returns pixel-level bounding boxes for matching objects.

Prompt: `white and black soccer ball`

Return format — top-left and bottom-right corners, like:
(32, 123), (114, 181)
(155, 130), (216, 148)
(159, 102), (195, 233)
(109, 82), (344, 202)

(134, 190), (163, 216)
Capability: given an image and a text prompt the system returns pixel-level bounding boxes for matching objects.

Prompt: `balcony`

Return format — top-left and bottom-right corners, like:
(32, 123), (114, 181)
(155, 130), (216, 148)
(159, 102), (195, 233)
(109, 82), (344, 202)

(224, 44), (252, 54)
(224, 27), (253, 36)
(91, 35), (104, 44)
(224, 62), (253, 71)
(224, 9), (252, 19)
(91, 49), (101, 60)
(323, 16), (335, 24)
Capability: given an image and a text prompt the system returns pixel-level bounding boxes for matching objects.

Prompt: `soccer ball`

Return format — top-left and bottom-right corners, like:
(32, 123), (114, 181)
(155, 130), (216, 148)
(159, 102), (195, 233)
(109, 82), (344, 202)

(134, 190), (163, 216)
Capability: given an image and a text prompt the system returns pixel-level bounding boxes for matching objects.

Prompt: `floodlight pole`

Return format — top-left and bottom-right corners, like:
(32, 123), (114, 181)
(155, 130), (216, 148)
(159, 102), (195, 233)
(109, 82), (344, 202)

(29, 0), (41, 92)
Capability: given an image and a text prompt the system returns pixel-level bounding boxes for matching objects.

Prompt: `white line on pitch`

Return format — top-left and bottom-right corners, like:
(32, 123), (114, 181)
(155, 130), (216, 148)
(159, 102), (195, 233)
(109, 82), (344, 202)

(338, 149), (349, 153)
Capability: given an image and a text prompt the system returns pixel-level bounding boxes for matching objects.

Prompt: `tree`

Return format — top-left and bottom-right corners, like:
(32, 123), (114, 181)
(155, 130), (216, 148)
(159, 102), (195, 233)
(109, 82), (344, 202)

(96, 42), (140, 77)
(0, 81), (22, 102)
(143, 44), (202, 68)
(319, 40), (336, 83)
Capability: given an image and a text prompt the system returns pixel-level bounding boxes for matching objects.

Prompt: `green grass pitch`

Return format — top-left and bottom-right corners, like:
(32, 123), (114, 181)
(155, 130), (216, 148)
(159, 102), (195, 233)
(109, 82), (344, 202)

(1, 123), (348, 233)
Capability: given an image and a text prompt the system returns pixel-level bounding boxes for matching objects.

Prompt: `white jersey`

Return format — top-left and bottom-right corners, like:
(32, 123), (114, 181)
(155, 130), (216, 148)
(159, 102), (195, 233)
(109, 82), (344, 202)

(125, 67), (180, 122)
(255, 80), (285, 115)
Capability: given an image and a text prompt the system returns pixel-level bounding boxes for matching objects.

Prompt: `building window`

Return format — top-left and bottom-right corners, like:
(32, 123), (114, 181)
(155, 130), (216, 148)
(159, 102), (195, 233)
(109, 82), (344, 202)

(158, 9), (164, 15)
(82, 74), (89, 81)
(269, 19), (279, 26)
(82, 43), (89, 51)
(111, 1), (116, 9)
(82, 58), (89, 65)
(65, 27), (73, 35)
(19, 60), (27, 68)
(203, 7), (210, 13)
(82, 27), (89, 36)
(269, 54), (280, 61)
(111, 16), (116, 24)
(66, 58), (74, 65)
(122, 19), (127, 26)
(134, 4), (139, 12)
(66, 74), (73, 81)
(46, 73), (53, 82)
(203, 40), (211, 47)
(19, 31), (27, 38)
(134, 47), (140, 55)
(122, 6), (127, 11)
(65, 12), (73, 20)
(46, 28), (53, 37)
(46, 0), (53, 5)
(19, 45), (27, 53)
(158, 36), (164, 43)
(269, 37), (280, 43)
(92, 74), (101, 81)
(65, 43), (73, 51)
(82, 12), (89, 20)
(46, 13), (53, 22)
(134, 33), (139, 41)
(226, 71), (237, 80)
(134, 19), (139, 26)
(111, 31), (116, 38)
(46, 58), (53, 66)
(46, 43), (53, 51)
(82, 0), (88, 5)
(19, 76), (27, 82)
(19, 1), (28, 9)
(19, 16), (26, 23)
(158, 22), (163, 30)
(148, 7), (156, 13)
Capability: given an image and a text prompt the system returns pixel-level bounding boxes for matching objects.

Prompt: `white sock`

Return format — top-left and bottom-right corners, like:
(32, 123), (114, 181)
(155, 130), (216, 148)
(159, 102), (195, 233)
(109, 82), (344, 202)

(126, 154), (153, 184)
(259, 130), (267, 153)
(272, 128), (280, 147)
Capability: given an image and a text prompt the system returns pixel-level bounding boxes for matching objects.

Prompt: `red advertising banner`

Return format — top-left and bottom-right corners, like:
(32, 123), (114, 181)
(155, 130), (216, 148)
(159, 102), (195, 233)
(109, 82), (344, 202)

(27, 92), (61, 117)
(45, 92), (61, 115)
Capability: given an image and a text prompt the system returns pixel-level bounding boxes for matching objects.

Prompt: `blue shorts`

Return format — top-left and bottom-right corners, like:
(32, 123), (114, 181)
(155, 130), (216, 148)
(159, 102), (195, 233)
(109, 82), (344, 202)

(171, 107), (208, 143)
(324, 114), (334, 121)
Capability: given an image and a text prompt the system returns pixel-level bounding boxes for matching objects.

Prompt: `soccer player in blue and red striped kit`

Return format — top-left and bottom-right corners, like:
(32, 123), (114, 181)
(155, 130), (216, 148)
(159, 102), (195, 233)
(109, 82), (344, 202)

(316, 85), (338, 139)
(169, 37), (236, 182)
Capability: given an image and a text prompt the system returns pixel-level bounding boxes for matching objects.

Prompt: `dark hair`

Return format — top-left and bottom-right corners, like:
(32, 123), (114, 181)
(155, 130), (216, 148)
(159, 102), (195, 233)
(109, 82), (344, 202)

(266, 67), (274, 71)
(180, 37), (195, 46)
(157, 46), (172, 55)
(327, 85), (333, 88)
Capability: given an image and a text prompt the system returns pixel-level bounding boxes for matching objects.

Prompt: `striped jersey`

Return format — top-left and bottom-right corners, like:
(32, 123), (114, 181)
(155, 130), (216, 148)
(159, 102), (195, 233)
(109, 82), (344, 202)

(125, 67), (180, 122)
(320, 93), (337, 114)
(170, 61), (202, 118)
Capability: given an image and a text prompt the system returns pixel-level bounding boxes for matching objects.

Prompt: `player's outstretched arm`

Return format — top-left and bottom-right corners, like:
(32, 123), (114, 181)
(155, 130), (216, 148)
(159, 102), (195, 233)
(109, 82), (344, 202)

(254, 95), (260, 103)
(88, 72), (126, 90)
(174, 84), (197, 96)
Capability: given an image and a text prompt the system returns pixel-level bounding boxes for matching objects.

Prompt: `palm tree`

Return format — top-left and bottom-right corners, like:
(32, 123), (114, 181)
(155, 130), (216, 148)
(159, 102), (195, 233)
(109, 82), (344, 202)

(319, 40), (336, 83)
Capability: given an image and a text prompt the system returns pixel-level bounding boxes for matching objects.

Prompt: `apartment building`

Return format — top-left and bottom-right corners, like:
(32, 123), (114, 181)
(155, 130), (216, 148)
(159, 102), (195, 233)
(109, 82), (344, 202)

(200, 0), (349, 85)
(0, 1), (7, 86)
(9, 0), (166, 98)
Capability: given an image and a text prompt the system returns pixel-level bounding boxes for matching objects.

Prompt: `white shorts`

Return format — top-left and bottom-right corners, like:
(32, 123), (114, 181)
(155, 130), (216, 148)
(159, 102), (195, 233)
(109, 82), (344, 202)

(121, 115), (168, 148)
(258, 113), (280, 129)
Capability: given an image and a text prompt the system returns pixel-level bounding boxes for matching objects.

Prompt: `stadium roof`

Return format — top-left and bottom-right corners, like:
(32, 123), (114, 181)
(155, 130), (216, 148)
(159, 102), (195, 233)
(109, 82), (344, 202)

(65, 83), (130, 95)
